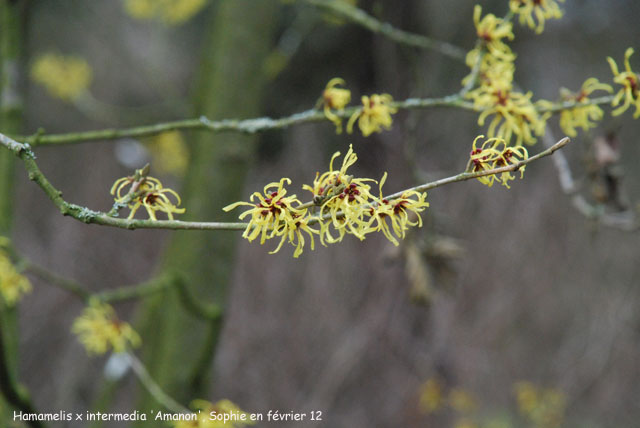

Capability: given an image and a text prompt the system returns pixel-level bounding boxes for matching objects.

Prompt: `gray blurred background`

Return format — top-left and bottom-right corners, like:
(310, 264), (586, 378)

(5, 0), (640, 427)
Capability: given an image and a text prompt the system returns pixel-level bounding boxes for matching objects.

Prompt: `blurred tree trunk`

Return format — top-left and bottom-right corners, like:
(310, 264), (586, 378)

(134, 0), (278, 418)
(0, 1), (37, 426)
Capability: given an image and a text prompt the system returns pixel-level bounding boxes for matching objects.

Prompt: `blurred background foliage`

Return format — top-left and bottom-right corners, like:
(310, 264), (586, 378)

(2, 0), (640, 427)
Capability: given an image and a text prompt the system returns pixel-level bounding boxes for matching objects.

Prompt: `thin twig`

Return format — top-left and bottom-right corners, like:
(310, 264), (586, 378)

(301, 0), (467, 61)
(386, 137), (571, 198)
(125, 353), (189, 414)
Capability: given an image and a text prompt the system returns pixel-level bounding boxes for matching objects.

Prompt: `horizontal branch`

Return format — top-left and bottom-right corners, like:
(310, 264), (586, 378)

(14, 94), (474, 146)
(0, 132), (571, 234)
(301, 0), (467, 61)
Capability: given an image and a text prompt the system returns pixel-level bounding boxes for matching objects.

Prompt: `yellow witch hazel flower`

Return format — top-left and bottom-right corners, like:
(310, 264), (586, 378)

(304, 146), (377, 241)
(538, 78), (612, 137)
(31, 53), (92, 102)
(463, 47), (515, 90)
(72, 299), (141, 355)
(223, 178), (318, 258)
(322, 78), (351, 133)
(171, 399), (254, 428)
(366, 173), (429, 246)
(347, 94), (397, 137)
(509, 0), (565, 34)
(607, 47), (640, 118)
(123, 0), (208, 26)
(111, 169), (186, 220)
(0, 244), (32, 306)
(470, 79), (549, 145)
(468, 135), (529, 188)
(473, 5), (515, 60)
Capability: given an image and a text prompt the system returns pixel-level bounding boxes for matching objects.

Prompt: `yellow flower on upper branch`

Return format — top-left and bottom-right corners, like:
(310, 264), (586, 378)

(124, 0), (208, 25)
(72, 299), (141, 355)
(473, 5), (515, 60)
(322, 78), (351, 133)
(31, 53), (92, 102)
(347, 94), (397, 137)
(0, 248), (31, 306)
(111, 171), (186, 220)
(463, 47), (515, 90)
(607, 47), (640, 117)
(469, 78), (548, 145)
(538, 78), (612, 137)
(509, 0), (565, 34)
(223, 178), (318, 258)
(468, 135), (529, 188)
(171, 399), (254, 428)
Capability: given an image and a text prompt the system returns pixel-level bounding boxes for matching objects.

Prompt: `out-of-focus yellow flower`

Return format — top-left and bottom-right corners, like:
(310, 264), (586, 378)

(223, 178), (318, 258)
(419, 378), (445, 414)
(31, 53), (92, 102)
(145, 131), (189, 177)
(72, 299), (141, 355)
(468, 136), (529, 188)
(0, 248), (31, 306)
(473, 5), (514, 60)
(509, 0), (564, 34)
(171, 399), (254, 428)
(607, 47), (640, 118)
(514, 381), (566, 428)
(449, 388), (478, 413)
(347, 94), (397, 137)
(124, 0), (208, 26)
(111, 173), (186, 220)
(538, 78), (612, 137)
(322, 78), (351, 134)
(454, 419), (479, 428)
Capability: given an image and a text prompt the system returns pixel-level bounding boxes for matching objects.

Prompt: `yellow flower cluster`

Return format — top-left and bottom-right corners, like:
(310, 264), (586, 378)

(509, 0), (565, 34)
(0, 245), (31, 306)
(224, 145), (429, 257)
(607, 47), (640, 118)
(171, 399), (254, 428)
(72, 299), (141, 355)
(418, 377), (477, 416)
(319, 78), (397, 137)
(468, 136), (529, 188)
(514, 381), (566, 428)
(111, 173), (185, 220)
(538, 78), (613, 137)
(123, 0), (208, 25)
(465, 7), (548, 146)
(31, 53), (92, 102)
(223, 178), (317, 258)
(145, 131), (190, 177)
